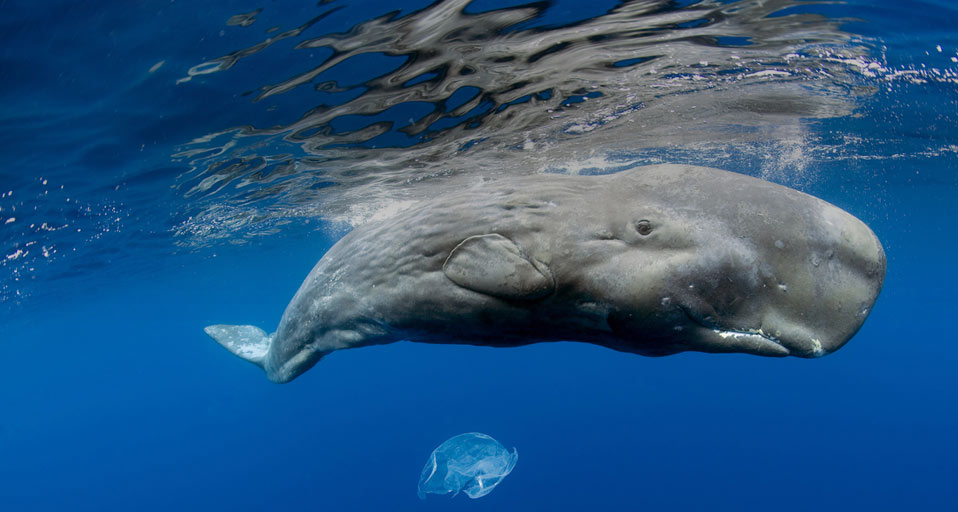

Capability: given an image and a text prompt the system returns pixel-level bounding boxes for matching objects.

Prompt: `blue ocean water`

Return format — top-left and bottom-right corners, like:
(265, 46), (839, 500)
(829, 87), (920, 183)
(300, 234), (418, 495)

(1, 1), (956, 510)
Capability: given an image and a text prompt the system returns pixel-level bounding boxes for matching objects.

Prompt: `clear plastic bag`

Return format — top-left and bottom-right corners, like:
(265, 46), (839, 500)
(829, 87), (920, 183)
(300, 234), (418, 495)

(417, 432), (518, 499)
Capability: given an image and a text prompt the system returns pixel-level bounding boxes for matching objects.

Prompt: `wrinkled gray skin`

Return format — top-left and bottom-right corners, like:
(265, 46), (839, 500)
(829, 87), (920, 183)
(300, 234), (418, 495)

(208, 165), (886, 383)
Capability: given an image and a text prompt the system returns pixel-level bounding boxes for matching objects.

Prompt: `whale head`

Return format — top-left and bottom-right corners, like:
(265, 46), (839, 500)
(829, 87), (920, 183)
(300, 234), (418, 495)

(586, 165), (886, 358)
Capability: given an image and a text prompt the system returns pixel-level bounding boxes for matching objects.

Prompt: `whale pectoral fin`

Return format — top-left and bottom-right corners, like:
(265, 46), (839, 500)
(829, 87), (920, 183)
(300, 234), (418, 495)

(443, 234), (555, 300)
(204, 324), (272, 369)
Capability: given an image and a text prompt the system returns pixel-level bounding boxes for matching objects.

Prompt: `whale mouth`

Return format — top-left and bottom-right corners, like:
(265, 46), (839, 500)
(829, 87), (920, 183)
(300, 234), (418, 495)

(681, 307), (792, 357)
(706, 327), (791, 356)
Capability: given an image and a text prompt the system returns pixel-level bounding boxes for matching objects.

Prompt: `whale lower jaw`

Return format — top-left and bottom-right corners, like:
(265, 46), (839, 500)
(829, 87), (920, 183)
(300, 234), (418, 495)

(691, 324), (833, 358)
(709, 328), (791, 357)
(679, 305), (833, 358)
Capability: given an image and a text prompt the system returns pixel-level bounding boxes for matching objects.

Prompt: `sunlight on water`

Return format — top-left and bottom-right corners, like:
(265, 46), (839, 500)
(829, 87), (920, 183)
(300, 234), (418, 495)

(1, 0), (956, 307)
(170, 0), (954, 240)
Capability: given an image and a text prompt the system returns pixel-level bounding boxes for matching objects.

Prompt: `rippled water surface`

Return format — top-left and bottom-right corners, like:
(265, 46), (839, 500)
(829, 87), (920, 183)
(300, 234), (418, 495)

(170, 0), (908, 230)
(2, 0), (955, 306)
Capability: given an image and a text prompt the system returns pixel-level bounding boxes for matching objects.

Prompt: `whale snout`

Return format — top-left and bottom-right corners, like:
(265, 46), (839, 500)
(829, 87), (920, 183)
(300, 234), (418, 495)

(796, 207), (886, 356)
(763, 210), (887, 358)
(674, 190), (886, 360)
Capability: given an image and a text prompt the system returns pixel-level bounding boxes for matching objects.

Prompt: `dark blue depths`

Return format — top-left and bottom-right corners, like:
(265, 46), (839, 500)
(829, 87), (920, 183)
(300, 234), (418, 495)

(1, 1), (957, 511)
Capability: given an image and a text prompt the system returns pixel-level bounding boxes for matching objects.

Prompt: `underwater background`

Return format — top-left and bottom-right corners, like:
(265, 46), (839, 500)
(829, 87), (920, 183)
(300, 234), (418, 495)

(1, 0), (956, 510)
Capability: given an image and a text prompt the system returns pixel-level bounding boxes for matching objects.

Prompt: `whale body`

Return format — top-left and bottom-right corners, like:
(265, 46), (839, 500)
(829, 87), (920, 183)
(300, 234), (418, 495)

(206, 164), (886, 383)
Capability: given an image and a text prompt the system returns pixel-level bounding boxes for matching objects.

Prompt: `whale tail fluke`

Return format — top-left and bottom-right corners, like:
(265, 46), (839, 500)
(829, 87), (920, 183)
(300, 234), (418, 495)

(204, 324), (272, 369)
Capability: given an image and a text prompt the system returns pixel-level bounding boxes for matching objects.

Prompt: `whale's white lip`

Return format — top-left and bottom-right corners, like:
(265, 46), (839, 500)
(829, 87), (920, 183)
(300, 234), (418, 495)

(710, 327), (791, 354)
(681, 306), (792, 356)
(712, 326), (780, 343)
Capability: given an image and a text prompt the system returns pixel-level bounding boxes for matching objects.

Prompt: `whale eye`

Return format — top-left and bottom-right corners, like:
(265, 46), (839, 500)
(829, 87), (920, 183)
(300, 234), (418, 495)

(635, 220), (653, 236)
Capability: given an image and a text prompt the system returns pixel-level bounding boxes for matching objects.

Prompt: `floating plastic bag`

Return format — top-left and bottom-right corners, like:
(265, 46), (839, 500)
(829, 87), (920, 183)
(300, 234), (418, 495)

(417, 432), (518, 499)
